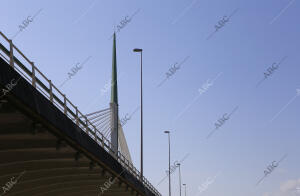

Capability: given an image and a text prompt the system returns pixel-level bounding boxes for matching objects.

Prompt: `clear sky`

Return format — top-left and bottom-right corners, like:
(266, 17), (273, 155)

(1, 0), (300, 195)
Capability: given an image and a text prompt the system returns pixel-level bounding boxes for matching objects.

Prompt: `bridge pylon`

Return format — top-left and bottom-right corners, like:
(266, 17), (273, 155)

(110, 32), (119, 155)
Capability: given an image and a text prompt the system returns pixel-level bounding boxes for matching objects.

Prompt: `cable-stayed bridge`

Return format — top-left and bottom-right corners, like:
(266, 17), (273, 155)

(0, 31), (161, 196)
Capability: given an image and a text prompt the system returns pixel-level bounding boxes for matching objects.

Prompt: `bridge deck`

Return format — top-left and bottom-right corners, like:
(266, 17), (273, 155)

(0, 33), (160, 196)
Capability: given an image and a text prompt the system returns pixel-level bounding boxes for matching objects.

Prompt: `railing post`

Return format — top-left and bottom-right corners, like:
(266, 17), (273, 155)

(94, 127), (97, 141)
(49, 80), (53, 103)
(75, 107), (79, 126)
(8, 39), (14, 68)
(85, 116), (88, 133)
(101, 134), (104, 147)
(31, 62), (36, 87)
(63, 94), (67, 115)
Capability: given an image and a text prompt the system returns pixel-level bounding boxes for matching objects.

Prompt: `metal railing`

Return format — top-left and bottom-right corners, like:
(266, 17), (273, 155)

(0, 31), (161, 196)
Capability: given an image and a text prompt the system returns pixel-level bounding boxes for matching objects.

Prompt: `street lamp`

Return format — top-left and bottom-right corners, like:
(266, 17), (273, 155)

(133, 48), (143, 181)
(164, 130), (171, 196)
(183, 184), (187, 196)
(176, 163), (182, 196)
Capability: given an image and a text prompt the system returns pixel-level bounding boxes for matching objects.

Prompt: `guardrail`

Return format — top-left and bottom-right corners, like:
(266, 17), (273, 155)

(0, 31), (161, 196)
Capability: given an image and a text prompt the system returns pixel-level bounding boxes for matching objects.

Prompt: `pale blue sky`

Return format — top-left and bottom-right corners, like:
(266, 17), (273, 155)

(1, 0), (300, 196)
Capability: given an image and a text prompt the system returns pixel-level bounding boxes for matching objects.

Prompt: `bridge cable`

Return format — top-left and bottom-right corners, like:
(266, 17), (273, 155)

(94, 115), (111, 127)
(87, 109), (111, 121)
(95, 117), (111, 132)
(89, 111), (111, 124)
(84, 107), (111, 117)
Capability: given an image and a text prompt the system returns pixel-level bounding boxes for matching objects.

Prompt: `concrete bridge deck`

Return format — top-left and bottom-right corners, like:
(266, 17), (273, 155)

(0, 32), (161, 196)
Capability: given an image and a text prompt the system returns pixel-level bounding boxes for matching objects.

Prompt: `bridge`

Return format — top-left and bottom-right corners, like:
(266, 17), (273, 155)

(0, 31), (161, 196)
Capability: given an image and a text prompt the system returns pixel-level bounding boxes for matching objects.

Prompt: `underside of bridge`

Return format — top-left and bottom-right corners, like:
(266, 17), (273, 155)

(0, 57), (158, 196)
(0, 101), (132, 196)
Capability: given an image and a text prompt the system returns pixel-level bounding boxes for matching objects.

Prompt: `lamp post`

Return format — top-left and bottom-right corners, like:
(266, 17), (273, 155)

(183, 184), (187, 196)
(164, 131), (171, 196)
(133, 48), (143, 181)
(177, 163), (182, 196)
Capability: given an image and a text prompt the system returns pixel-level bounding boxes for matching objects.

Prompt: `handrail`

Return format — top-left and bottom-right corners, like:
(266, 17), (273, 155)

(0, 31), (161, 196)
